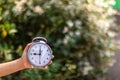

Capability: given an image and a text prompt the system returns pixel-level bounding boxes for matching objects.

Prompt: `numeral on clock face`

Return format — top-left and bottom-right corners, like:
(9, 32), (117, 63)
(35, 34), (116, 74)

(32, 49), (34, 52)
(35, 46), (37, 48)
(48, 54), (50, 56)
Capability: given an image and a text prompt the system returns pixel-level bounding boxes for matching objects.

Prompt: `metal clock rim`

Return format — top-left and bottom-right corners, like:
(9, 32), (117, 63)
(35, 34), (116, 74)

(32, 37), (47, 43)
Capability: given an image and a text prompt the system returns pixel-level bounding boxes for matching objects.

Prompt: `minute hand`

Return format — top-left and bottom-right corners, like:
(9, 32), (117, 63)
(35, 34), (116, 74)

(39, 46), (42, 64)
(41, 48), (48, 60)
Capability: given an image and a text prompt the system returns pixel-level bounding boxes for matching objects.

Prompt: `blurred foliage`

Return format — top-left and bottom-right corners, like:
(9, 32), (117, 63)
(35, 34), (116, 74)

(0, 0), (116, 80)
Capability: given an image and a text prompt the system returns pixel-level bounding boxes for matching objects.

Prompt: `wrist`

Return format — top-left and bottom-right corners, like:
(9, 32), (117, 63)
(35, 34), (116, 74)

(19, 58), (26, 69)
(20, 57), (33, 69)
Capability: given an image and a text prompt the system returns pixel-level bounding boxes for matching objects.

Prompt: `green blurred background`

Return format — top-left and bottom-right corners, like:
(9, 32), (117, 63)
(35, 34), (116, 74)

(0, 0), (117, 80)
(113, 0), (120, 10)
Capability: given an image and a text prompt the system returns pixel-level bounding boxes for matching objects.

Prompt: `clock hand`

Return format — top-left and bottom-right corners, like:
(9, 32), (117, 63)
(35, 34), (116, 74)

(33, 53), (38, 55)
(41, 48), (48, 61)
(39, 46), (41, 64)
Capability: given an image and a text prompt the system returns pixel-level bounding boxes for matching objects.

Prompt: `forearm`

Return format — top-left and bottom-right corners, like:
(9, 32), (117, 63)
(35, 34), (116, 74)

(0, 58), (25, 77)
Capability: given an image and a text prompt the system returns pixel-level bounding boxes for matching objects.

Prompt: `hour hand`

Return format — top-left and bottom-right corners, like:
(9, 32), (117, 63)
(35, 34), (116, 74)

(33, 53), (37, 55)
(33, 53), (40, 55)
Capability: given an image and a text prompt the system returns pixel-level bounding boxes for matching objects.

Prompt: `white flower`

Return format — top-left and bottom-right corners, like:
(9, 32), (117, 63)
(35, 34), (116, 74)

(15, 0), (27, 6)
(75, 20), (82, 27)
(66, 20), (74, 27)
(12, 5), (23, 14)
(108, 0), (115, 5)
(63, 35), (70, 44)
(82, 61), (93, 75)
(69, 31), (74, 36)
(12, 0), (27, 15)
(95, 0), (106, 7)
(63, 27), (69, 33)
(34, 6), (44, 15)
(108, 31), (117, 37)
(83, 66), (93, 75)
(75, 30), (81, 36)
(105, 51), (113, 57)
(9, 29), (17, 34)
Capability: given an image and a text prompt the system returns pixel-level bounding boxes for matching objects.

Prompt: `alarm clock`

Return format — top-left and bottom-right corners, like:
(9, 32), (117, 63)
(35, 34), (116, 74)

(27, 37), (53, 67)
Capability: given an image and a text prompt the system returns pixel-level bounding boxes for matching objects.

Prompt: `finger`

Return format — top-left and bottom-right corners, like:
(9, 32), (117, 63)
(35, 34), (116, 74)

(26, 43), (33, 49)
(48, 61), (52, 65)
(44, 66), (48, 69)
(24, 43), (33, 52)
(40, 66), (48, 70)
(52, 55), (54, 59)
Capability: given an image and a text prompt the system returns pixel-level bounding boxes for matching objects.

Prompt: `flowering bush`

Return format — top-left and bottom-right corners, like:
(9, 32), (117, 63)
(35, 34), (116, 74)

(0, 0), (115, 80)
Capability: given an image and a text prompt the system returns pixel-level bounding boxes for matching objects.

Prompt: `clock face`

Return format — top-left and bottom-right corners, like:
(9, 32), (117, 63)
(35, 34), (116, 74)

(27, 43), (52, 67)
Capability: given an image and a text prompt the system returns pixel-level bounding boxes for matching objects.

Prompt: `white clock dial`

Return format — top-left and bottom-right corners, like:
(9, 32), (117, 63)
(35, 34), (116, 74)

(27, 43), (52, 67)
